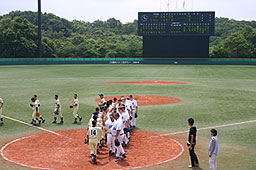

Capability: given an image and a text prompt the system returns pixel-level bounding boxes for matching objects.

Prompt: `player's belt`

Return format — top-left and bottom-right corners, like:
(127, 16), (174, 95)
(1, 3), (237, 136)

(119, 134), (123, 136)
(108, 132), (112, 134)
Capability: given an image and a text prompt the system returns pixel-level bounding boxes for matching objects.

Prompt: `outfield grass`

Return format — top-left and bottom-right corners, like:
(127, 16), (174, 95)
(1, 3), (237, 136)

(0, 65), (256, 170)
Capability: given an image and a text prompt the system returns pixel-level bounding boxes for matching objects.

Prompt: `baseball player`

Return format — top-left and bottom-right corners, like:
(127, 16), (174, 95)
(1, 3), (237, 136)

(112, 112), (127, 162)
(0, 97), (4, 125)
(105, 114), (115, 156)
(33, 95), (45, 123)
(100, 106), (108, 144)
(52, 95), (64, 124)
(70, 94), (82, 124)
(30, 97), (40, 126)
(87, 120), (103, 164)
(129, 95), (138, 129)
(118, 104), (130, 147)
(99, 94), (106, 106)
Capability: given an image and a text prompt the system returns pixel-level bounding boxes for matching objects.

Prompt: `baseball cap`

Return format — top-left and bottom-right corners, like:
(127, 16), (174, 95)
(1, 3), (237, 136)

(100, 106), (105, 109)
(99, 94), (104, 96)
(93, 111), (99, 115)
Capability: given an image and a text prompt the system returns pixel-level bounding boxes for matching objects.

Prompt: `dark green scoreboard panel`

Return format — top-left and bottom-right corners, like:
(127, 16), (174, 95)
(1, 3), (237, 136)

(138, 11), (215, 57)
(138, 12), (215, 36)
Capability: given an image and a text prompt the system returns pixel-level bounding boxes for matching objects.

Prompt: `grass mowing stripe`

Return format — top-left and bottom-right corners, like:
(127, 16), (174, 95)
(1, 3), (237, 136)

(160, 119), (256, 136)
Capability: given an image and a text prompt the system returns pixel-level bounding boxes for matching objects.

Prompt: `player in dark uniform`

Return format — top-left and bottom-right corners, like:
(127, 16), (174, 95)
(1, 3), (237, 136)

(187, 118), (199, 168)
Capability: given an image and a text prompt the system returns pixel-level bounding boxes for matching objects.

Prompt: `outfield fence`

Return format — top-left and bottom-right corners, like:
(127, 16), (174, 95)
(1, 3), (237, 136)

(0, 58), (256, 65)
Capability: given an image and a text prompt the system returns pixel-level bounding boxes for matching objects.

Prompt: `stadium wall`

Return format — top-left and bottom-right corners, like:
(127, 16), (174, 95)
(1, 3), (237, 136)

(0, 58), (256, 65)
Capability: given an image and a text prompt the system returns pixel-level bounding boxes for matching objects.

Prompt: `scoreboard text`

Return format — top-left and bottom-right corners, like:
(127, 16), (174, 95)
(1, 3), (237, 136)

(138, 12), (215, 36)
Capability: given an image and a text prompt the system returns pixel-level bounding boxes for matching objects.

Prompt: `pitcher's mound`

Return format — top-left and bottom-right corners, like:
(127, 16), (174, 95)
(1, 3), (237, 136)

(96, 95), (182, 106)
(107, 81), (188, 85)
(1, 130), (184, 170)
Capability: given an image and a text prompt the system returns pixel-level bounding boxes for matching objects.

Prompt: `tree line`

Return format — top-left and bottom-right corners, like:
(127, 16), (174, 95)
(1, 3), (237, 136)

(0, 11), (255, 58)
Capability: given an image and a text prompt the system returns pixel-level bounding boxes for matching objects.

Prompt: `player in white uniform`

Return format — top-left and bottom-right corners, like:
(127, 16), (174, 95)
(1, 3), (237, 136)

(52, 95), (64, 124)
(105, 114), (115, 156)
(0, 98), (4, 125)
(33, 95), (45, 123)
(129, 95), (138, 128)
(70, 94), (82, 124)
(112, 112), (127, 162)
(118, 105), (130, 147)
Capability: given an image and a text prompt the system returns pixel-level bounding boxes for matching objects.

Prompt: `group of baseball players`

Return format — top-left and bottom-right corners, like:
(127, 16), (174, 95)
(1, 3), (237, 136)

(86, 94), (138, 164)
(29, 94), (82, 126)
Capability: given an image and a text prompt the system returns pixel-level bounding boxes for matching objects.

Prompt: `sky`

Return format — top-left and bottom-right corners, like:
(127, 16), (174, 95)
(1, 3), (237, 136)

(0, 0), (255, 23)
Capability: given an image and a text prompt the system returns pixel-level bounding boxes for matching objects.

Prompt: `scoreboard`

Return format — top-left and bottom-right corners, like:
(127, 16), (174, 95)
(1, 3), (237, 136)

(138, 12), (215, 36)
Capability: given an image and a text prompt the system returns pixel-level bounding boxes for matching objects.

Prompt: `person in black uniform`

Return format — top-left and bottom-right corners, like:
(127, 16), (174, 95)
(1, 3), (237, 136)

(187, 118), (199, 168)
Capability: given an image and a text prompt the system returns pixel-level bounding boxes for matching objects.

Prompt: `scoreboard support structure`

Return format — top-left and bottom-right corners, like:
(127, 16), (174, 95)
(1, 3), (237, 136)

(138, 12), (215, 58)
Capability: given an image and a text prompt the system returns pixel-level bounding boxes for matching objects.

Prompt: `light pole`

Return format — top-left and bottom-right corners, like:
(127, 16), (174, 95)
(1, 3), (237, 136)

(38, 0), (42, 58)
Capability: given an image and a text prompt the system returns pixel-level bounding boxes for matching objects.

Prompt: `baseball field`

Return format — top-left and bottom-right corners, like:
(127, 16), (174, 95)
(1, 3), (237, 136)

(0, 64), (256, 170)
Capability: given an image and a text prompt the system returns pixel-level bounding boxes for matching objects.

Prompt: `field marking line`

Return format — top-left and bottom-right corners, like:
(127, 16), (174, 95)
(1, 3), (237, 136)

(115, 138), (184, 170)
(0, 131), (184, 170)
(3, 115), (65, 137)
(160, 119), (256, 136)
(0, 135), (53, 170)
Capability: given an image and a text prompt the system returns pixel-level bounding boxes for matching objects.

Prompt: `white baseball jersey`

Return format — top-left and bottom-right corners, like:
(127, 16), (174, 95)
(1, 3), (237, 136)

(125, 100), (132, 112)
(55, 99), (61, 109)
(74, 98), (79, 108)
(32, 101), (38, 111)
(112, 117), (124, 136)
(121, 111), (129, 126)
(35, 99), (40, 105)
(105, 118), (114, 133)
(130, 99), (138, 111)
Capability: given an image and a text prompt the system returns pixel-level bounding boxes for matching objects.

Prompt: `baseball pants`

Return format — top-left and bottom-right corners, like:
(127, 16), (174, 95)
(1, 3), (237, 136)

(116, 134), (125, 157)
(131, 110), (136, 126)
(32, 110), (37, 120)
(73, 107), (79, 118)
(54, 108), (63, 118)
(107, 133), (115, 152)
(0, 108), (2, 119)
(209, 154), (217, 170)
(89, 141), (98, 156)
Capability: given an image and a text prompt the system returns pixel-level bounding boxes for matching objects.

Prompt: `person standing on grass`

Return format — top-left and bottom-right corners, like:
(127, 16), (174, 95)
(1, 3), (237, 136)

(209, 129), (218, 170)
(0, 97), (4, 125)
(187, 118), (199, 168)
(70, 94), (82, 124)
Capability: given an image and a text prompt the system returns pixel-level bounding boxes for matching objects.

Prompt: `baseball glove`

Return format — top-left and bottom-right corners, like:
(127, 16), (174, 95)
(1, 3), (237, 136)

(130, 116), (132, 120)
(124, 128), (128, 134)
(36, 112), (40, 117)
(115, 139), (120, 147)
(135, 113), (138, 118)
(54, 110), (59, 115)
(69, 105), (73, 108)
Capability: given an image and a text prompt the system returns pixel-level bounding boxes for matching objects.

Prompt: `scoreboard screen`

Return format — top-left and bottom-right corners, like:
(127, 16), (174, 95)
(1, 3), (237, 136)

(138, 12), (215, 36)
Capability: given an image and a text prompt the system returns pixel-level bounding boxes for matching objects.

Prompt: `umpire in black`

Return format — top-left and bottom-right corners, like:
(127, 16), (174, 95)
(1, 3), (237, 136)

(187, 118), (199, 168)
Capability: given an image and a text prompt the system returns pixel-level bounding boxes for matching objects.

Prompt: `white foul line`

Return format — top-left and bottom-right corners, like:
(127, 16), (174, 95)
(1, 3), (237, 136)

(160, 119), (256, 136)
(3, 115), (62, 137)
(0, 135), (53, 170)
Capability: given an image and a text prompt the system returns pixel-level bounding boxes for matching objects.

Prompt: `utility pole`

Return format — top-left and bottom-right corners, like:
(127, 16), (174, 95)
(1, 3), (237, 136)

(38, 0), (42, 58)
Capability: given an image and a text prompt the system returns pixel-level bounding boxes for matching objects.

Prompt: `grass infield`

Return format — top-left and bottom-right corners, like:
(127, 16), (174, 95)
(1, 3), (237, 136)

(0, 65), (256, 170)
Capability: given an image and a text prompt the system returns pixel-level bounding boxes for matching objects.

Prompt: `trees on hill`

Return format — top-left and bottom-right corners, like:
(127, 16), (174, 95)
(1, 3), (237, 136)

(0, 11), (255, 58)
